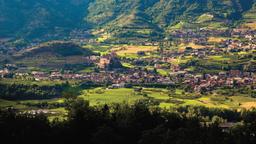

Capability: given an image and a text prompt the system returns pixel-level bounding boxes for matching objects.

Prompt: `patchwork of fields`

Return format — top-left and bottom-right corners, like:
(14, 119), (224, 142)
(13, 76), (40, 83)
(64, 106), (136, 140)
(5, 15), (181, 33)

(1, 87), (256, 120)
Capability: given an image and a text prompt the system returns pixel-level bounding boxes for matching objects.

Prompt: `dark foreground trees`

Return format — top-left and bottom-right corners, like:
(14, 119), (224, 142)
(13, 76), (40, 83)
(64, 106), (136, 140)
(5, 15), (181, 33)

(1, 100), (256, 144)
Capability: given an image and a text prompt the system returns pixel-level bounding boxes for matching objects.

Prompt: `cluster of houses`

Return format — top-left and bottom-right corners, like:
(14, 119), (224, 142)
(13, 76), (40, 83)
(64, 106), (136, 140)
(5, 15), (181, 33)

(1, 63), (256, 93)
(1, 27), (256, 94)
(179, 70), (256, 93)
(21, 69), (173, 85)
(170, 29), (230, 39)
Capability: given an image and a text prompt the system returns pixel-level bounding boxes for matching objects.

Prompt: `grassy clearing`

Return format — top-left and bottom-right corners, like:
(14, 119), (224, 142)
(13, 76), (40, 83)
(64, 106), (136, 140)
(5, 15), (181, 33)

(157, 69), (169, 76)
(79, 88), (146, 106)
(122, 62), (135, 68)
(208, 55), (231, 61)
(136, 29), (152, 35)
(168, 21), (185, 30)
(96, 33), (111, 43)
(197, 14), (214, 23)
(79, 67), (95, 73)
(18, 98), (64, 105)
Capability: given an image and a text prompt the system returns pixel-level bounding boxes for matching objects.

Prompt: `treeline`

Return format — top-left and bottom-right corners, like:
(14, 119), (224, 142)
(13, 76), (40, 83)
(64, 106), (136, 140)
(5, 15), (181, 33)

(1, 99), (256, 144)
(0, 83), (65, 100)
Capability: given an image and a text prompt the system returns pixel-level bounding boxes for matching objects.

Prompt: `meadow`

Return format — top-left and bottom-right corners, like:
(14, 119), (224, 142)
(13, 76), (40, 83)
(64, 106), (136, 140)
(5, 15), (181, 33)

(1, 85), (256, 122)
(2, 86), (256, 110)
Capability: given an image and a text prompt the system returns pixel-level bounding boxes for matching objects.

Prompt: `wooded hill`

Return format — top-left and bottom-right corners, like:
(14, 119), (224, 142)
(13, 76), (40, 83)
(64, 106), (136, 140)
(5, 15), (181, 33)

(0, 0), (256, 40)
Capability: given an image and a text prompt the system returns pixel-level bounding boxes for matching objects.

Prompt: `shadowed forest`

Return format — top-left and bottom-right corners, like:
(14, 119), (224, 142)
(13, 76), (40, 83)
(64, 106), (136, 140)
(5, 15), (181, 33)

(1, 98), (256, 144)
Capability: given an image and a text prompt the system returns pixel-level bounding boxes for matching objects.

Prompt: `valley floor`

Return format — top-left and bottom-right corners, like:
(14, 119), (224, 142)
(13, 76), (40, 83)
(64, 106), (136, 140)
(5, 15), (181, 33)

(1, 87), (256, 120)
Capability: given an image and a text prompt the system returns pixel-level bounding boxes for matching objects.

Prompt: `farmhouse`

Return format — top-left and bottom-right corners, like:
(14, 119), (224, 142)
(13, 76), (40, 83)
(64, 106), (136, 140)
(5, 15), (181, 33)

(109, 83), (126, 89)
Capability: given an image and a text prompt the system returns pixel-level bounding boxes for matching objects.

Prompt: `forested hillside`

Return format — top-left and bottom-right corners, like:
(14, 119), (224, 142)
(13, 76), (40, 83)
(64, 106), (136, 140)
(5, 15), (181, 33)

(0, 0), (91, 38)
(0, 0), (256, 40)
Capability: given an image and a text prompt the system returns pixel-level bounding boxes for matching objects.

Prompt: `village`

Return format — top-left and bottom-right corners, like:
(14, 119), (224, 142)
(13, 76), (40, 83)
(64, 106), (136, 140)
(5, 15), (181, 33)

(1, 27), (256, 95)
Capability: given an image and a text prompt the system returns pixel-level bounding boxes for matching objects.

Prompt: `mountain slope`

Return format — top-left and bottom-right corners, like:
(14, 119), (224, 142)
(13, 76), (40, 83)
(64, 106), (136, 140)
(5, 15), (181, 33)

(87, 0), (256, 42)
(0, 0), (256, 40)
(241, 1), (256, 29)
(0, 0), (91, 38)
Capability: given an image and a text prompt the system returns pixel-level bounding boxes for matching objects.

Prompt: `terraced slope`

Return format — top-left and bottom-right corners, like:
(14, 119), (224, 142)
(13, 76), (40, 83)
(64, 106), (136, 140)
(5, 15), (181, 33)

(0, 0), (256, 40)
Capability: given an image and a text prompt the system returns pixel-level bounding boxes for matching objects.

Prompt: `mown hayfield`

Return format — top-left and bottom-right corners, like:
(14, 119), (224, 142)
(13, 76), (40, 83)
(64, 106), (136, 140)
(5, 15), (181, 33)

(231, 96), (256, 109)
(242, 22), (256, 30)
(208, 37), (227, 43)
(241, 102), (256, 109)
(113, 45), (158, 57)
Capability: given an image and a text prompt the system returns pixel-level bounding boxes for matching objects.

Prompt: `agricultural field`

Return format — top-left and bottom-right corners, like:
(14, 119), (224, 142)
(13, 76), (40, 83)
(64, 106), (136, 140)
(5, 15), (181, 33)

(79, 88), (146, 105)
(178, 43), (212, 51)
(2, 87), (254, 110)
(242, 22), (256, 30)
(1, 85), (256, 121)
(208, 37), (228, 43)
(0, 98), (67, 120)
(112, 45), (158, 58)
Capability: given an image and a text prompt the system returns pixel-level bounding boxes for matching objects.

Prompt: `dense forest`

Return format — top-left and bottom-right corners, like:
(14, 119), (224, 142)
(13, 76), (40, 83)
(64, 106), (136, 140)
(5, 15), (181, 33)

(1, 98), (256, 144)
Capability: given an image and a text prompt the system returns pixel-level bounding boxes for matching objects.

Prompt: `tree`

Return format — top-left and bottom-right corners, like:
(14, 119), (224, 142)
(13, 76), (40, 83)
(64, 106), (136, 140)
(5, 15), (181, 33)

(92, 126), (122, 144)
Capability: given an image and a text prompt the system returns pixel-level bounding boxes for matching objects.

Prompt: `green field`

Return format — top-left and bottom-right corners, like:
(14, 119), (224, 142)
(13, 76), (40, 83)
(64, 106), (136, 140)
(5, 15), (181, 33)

(78, 87), (256, 109)
(1, 87), (256, 121)
(0, 98), (64, 109)
(79, 88), (146, 105)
